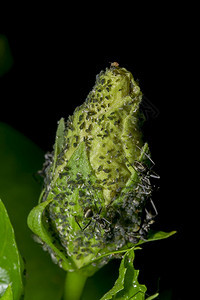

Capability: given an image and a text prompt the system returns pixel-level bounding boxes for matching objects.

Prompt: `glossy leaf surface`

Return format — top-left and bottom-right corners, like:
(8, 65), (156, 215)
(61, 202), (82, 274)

(0, 285), (13, 300)
(0, 199), (23, 300)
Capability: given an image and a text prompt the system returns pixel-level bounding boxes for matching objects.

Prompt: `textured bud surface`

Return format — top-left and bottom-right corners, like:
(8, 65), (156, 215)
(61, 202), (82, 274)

(28, 65), (156, 275)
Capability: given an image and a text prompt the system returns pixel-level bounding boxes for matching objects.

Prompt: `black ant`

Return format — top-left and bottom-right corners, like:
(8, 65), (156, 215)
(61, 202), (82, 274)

(128, 145), (160, 180)
(124, 145), (160, 196)
(124, 146), (159, 238)
(75, 205), (111, 232)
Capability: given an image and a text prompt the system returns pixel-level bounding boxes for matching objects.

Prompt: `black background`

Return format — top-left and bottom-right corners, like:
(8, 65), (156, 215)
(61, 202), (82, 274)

(0, 4), (194, 299)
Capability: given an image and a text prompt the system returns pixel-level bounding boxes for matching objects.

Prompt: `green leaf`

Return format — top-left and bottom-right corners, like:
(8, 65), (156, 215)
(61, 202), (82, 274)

(0, 199), (23, 300)
(100, 248), (158, 300)
(98, 230), (176, 300)
(27, 198), (74, 271)
(0, 123), (65, 300)
(138, 230), (177, 247)
(0, 285), (13, 300)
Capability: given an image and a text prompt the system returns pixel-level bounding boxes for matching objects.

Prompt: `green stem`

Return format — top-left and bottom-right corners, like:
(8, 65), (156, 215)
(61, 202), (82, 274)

(63, 271), (88, 300)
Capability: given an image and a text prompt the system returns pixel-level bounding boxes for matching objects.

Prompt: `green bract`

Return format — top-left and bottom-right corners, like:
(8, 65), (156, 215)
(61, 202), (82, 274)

(28, 65), (156, 276)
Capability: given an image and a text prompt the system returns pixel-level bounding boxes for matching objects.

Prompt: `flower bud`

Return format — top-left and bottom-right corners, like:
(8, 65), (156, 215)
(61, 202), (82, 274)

(28, 65), (156, 276)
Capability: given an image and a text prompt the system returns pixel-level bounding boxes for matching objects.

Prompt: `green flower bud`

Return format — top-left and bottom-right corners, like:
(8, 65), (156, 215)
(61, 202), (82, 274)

(28, 65), (156, 276)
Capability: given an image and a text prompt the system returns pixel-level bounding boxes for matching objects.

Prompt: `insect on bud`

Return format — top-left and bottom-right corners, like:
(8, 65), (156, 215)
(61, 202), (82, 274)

(28, 64), (159, 276)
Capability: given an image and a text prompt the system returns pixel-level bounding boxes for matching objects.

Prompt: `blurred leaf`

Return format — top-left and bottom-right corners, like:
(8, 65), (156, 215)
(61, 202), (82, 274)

(0, 123), (65, 300)
(100, 248), (158, 300)
(0, 285), (13, 300)
(0, 35), (13, 77)
(0, 200), (23, 300)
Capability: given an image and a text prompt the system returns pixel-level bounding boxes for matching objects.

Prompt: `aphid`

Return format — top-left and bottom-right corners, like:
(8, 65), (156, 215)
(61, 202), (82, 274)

(75, 206), (111, 232)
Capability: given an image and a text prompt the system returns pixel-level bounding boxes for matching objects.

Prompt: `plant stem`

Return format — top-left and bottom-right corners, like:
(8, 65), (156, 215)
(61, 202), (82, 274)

(63, 271), (88, 300)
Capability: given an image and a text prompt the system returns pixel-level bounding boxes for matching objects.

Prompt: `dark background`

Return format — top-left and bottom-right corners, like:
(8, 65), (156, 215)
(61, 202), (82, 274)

(0, 4), (193, 299)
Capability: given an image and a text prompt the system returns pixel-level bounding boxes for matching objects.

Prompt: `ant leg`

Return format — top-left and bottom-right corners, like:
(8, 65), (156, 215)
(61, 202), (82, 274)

(149, 170), (160, 179)
(145, 208), (154, 221)
(124, 156), (138, 173)
(98, 206), (102, 214)
(136, 144), (155, 167)
(145, 198), (158, 221)
(82, 219), (92, 231)
(102, 217), (111, 225)
(93, 220), (98, 232)
(75, 216), (83, 230)
(150, 198), (158, 217)
(97, 207), (111, 226)
(101, 218), (111, 233)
